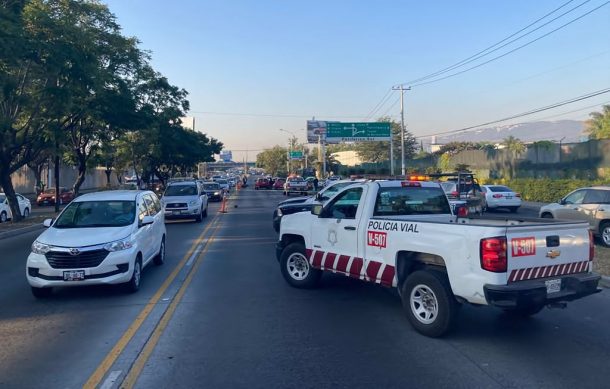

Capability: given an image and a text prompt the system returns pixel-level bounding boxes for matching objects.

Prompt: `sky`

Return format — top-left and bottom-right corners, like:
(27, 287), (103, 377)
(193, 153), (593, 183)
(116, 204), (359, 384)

(103, 0), (610, 161)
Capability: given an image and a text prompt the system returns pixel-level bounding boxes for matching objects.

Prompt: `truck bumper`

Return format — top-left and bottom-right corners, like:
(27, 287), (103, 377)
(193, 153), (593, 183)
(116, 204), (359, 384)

(484, 272), (601, 310)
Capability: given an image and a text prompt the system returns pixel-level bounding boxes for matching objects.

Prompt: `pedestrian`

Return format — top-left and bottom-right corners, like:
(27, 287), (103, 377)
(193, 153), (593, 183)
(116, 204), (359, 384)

(313, 177), (319, 191)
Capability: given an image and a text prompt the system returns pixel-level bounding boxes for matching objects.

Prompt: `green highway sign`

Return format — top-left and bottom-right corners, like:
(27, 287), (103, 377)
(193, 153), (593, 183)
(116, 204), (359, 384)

(326, 122), (391, 142)
(289, 150), (303, 160)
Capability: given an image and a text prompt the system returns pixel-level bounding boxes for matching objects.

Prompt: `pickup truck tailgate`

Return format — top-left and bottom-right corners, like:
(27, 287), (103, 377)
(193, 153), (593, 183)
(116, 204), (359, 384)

(506, 223), (591, 283)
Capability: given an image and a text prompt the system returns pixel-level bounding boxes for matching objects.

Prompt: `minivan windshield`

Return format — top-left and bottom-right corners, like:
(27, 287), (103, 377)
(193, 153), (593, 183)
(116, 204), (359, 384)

(54, 201), (136, 228)
(164, 185), (197, 196)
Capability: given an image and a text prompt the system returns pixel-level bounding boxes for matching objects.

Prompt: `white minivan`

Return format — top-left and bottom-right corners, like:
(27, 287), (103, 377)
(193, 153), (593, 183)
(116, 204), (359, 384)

(26, 190), (166, 298)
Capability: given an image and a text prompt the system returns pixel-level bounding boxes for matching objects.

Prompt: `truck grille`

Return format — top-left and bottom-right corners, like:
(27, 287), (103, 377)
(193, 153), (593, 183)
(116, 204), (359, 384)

(45, 249), (109, 269)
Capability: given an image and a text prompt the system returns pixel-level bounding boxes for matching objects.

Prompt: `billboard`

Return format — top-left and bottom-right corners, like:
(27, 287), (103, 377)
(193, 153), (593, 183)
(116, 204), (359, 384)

(306, 120), (341, 144)
(219, 150), (232, 162)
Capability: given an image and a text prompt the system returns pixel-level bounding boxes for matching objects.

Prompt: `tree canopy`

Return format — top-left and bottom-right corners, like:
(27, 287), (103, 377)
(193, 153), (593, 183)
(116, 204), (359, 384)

(0, 0), (222, 219)
(586, 105), (610, 140)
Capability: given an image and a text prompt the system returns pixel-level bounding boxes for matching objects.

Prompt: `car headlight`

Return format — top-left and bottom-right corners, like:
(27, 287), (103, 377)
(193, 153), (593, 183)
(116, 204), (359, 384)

(104, 237), (135, 252)
(32, 240), (52, 255)
(214, 191), (220, 195)
(189, 200), (199, 206)
(276, 208), (283, 217)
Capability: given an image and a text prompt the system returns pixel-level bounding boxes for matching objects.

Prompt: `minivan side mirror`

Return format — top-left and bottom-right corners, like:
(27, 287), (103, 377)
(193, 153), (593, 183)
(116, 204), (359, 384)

(43, 219), (53, 228)
(311, 203), (324, 217)
(140, 215), (155, 227)
(559, 199), (566, 205)
(315, 193), (322, 201)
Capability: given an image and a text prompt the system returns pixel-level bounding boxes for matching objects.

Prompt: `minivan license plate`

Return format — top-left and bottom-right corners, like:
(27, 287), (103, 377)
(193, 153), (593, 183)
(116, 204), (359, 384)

(545, 279), (561, 294)
(63, 270), (85, 281)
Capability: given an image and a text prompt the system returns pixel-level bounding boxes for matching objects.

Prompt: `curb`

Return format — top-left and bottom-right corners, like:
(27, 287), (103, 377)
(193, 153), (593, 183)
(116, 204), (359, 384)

(0, 224), (44, 241)
(600, 276), (610, 289)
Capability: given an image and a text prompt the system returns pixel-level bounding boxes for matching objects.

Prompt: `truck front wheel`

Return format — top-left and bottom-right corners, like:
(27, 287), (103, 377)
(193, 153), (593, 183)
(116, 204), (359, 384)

(280, 242), (321, 289)
(401, 270), (458, 337)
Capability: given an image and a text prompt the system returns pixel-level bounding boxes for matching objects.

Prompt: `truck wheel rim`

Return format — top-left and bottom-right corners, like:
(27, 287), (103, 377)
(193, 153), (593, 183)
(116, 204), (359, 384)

(287, 253), (309, 280)
(410, 284), (439, 324)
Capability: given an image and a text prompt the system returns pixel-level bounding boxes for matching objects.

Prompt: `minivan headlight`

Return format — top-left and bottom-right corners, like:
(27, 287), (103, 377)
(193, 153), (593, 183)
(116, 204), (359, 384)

(276, 208), (283, 217)
(32, 240), (52, 255)
(104, 237), (134, 252)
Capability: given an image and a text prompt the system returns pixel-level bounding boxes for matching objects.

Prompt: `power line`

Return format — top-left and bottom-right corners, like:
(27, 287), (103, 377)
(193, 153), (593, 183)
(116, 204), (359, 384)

(416, 87), (610, 138)
(189, 111), (372, 119)
(363, 88), (392, 120)
(409, 1), (609, 88)
(403, 0), (584, 85)
(379, 96), (401, 118)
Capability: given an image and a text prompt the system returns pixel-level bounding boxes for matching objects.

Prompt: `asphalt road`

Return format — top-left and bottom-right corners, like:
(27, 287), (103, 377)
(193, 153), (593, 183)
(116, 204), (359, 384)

(1, 183), (609, 388)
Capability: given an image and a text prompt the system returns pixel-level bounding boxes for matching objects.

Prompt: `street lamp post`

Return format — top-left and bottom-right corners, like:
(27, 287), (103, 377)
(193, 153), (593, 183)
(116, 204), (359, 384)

(279, 129), (297, 174)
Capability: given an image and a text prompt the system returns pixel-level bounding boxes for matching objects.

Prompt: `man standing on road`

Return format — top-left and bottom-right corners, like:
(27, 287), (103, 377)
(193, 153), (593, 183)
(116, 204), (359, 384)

(313, 177), (319, 192)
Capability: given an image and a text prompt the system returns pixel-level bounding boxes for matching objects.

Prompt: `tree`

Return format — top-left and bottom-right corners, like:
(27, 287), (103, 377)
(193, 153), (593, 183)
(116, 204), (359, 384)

(256, 146), (288, 176)
(586, 105), (610, 139)
(502, 135), (526, 155)
(433, 141), (477, 156)
(355, 117), (417, 164)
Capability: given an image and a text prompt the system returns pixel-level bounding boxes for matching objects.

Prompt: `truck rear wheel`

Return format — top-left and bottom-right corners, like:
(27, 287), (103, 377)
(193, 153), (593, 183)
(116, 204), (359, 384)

(280, 242), (321, 289)
(401, 270), (458, 337)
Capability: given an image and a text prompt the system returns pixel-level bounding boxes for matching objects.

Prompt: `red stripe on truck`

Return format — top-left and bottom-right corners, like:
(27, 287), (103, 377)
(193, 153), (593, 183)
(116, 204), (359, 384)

(349, 257), (364, 279)
(380, 265), (395, 287)
(323, 253), (337, 270)
(336, 255), (350, 273)
(312, 251), (324, 268)
(508, 261), (590, 282)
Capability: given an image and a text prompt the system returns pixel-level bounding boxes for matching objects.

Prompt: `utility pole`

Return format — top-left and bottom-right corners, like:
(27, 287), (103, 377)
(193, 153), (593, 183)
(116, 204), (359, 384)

(392, 85), (411, 176)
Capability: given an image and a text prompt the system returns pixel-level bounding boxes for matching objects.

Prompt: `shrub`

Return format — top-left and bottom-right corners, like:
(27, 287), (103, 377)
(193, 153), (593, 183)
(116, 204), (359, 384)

(489, 178), (608, 203)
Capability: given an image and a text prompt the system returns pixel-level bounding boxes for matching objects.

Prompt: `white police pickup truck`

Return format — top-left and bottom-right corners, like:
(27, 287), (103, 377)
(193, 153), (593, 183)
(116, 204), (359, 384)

(276, 180), (601, 337)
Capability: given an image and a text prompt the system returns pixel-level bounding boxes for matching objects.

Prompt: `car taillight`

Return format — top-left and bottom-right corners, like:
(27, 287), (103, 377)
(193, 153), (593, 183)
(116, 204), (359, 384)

(515, 193), (521, 198)
(589, 230), (595, 261)
(457, 206), (469, 217)
(492, 194), (503, 198)
(480, 237), (507, 273)
(450, 191), (459, 197)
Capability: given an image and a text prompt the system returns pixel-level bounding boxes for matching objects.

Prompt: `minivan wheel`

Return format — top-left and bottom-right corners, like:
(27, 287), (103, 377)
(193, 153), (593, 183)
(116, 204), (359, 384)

(154, 237), (166, 266)
(125, 257), (142, 293)
(600, 222), (610, 247)
(0, 211), (7, 223)
(203, 205), (208, 218)
(31, 286), (53, 299)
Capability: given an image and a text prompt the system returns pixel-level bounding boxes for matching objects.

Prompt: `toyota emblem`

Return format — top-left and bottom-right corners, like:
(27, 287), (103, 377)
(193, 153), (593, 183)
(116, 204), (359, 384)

(69, 248), (80, 256)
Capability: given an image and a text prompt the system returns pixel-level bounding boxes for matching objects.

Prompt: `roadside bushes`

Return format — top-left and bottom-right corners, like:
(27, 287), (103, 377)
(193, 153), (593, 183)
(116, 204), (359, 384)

(487, 178), (608, 203)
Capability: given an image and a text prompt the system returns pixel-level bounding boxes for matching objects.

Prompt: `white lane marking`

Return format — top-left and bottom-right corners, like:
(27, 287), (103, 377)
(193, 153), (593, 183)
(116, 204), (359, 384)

(100, 370), (122, 389)
(186, 244), (202, 267)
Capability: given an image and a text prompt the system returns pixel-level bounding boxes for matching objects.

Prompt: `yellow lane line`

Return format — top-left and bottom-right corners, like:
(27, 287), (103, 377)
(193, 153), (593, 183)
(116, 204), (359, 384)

(83, 213), (220, 389)
(121, 218), (221, 388)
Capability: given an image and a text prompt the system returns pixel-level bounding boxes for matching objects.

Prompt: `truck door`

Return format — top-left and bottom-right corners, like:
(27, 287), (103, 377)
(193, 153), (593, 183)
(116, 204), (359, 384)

(310, 186), (365, 278)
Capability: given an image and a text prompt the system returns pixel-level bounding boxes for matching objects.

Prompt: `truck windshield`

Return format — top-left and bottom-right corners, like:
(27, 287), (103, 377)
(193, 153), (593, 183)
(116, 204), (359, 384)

(374, 187), (451, 216)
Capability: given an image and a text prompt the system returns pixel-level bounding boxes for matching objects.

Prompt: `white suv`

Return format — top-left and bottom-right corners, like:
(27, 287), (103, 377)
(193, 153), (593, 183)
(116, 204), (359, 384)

(162, 180), (209, 222)
(26, 190), (166, 298)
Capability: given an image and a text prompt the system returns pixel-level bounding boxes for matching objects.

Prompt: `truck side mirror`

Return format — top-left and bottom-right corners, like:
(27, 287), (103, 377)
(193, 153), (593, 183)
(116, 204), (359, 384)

(311, 203), (323, 217)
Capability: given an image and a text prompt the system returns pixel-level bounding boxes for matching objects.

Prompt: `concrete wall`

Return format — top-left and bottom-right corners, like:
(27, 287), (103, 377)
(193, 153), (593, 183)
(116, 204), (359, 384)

(9, 165), (119, 195)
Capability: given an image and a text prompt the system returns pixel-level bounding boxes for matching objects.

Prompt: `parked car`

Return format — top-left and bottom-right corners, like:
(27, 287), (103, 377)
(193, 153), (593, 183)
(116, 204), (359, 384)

(272, 178), (286, 190)
(26, 190), (166, 297)
(284, 176), (309, 196)
(201, 182), (224, 201)
(255, 178), (273, 190)
(37, 187), (75, 206)
(480, 185), (521, 212)
(0, 192), (31, 222)
(162, 180), (208, 222)
(539, 186), (610, 246)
